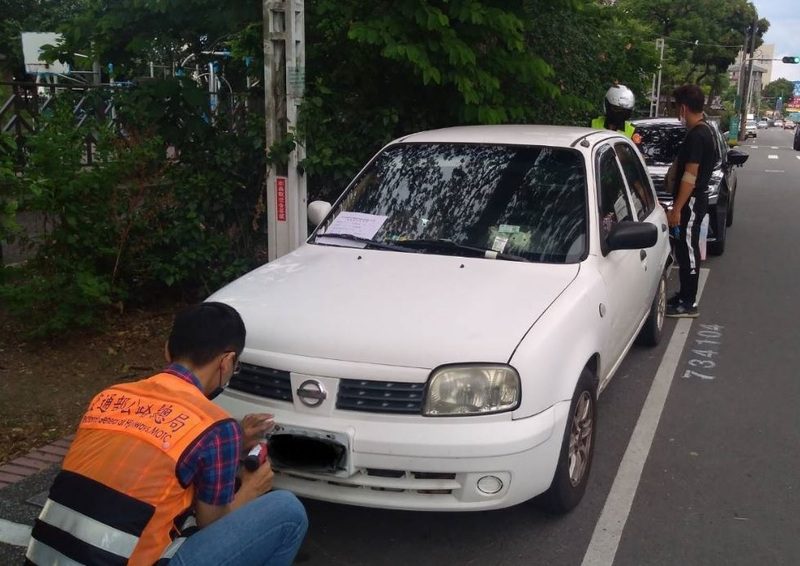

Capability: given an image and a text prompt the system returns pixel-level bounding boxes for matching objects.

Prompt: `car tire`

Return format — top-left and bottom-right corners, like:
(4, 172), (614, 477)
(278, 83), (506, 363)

(538, 368), (597, 515)
(726, 191), (735, 228)
(709, 204), (727, 256)
(636, 271), (666, 347)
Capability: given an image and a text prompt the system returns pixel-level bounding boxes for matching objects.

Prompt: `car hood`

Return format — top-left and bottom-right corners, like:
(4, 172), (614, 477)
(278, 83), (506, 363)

(209, 244), (580, 369)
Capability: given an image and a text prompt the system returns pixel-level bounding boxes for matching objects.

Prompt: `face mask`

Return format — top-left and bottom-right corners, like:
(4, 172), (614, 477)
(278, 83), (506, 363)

(207, 384), (227, 400)
(207, 366), (230, 400)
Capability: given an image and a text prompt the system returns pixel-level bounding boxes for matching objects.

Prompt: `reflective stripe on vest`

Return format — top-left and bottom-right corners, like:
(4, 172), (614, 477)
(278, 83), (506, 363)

(27, 373), (233, 565)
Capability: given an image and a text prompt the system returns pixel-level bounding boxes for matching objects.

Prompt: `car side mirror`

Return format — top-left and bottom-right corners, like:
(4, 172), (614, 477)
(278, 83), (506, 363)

(308, 200), (332, 227)
(607, 222), (658, 251)
(727, 149), (749, 167)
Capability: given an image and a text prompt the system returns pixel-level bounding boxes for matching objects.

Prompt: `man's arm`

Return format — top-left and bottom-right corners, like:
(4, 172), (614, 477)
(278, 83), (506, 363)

(195, 463), (274, 528)
(673, 161), (699, 212)
(667, 161), (698, 227)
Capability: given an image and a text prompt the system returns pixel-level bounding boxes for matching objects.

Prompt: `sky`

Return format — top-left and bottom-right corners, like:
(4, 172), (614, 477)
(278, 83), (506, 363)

(755, 0), (800, 84)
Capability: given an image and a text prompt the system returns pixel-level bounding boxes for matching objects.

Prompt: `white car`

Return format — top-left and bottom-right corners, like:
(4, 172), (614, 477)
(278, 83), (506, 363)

(209, 125), (671, 513)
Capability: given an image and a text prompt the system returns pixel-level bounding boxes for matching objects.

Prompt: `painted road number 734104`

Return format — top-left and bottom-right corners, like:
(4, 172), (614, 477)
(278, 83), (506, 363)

(682, 324), (724, 381)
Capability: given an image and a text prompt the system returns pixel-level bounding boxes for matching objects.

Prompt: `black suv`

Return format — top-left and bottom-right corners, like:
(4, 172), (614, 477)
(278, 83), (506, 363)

(630, 118), (748, 255)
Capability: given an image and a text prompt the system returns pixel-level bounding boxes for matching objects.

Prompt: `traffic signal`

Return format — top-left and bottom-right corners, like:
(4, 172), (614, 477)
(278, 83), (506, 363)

(782, 56), (800, 64)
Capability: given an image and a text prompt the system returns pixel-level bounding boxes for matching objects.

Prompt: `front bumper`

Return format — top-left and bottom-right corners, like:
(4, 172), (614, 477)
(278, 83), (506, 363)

(217, 388), (570, 511)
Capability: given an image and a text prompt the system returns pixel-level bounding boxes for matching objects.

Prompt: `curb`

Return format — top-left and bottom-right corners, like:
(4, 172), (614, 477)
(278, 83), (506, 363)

(0, 435), (73, 490)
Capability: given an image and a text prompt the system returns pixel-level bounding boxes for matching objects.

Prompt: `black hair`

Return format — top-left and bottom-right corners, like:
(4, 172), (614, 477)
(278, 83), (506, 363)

(672, 84), (706, 114)
(167, 302), (246, 367)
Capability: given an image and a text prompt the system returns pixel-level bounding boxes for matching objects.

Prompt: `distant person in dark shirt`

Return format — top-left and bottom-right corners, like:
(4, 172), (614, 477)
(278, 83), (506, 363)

(665, 85), (716, 318)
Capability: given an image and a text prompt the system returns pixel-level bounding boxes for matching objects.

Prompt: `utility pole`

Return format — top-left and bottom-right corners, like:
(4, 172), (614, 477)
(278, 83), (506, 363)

(649, 38), (665, 118)
(264, 0), (307, 262)
(738, 12), (758, 142)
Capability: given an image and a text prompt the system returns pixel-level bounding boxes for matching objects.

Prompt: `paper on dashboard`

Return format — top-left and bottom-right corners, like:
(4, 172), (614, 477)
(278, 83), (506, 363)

(317, 212), (388, 247)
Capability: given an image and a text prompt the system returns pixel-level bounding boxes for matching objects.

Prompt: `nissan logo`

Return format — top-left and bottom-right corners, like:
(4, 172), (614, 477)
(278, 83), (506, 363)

(296, 380), (327, 407)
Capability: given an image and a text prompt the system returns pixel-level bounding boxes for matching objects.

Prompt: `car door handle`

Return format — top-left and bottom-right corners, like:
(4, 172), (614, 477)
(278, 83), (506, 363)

(640, 249), (647, 260)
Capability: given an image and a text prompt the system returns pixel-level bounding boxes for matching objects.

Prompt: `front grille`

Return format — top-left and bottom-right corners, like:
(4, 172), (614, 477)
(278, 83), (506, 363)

(337, 379), (425, 414)
(229, 363), (292, 402)
(277, 468), (460, 496)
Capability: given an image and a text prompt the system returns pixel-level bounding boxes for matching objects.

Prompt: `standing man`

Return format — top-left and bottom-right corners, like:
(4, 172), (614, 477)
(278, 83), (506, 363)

(592, 83), (637, 138)
(26, 302), (308, 565)
(665, 85), (716, 318)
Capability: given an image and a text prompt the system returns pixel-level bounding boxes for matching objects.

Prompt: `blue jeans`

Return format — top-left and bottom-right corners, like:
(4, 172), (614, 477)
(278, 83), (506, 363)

(171, 490), (308, 566)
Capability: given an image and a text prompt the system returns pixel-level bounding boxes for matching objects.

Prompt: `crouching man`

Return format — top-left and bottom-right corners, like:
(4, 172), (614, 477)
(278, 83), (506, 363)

(26, 302), (307, 565)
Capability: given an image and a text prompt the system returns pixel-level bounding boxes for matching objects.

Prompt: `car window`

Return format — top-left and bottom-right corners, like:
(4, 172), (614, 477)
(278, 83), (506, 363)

(614, 142), (655, 220)
(596, 145), (633, 246)
(317, 143), (588, 263)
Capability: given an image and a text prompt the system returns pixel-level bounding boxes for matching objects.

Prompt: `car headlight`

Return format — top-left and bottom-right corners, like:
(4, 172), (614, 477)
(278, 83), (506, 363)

(423, 365), (521, 416)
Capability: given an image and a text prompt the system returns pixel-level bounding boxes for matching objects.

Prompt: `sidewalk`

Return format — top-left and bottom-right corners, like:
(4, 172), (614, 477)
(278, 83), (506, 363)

(0, 435), (72, 490)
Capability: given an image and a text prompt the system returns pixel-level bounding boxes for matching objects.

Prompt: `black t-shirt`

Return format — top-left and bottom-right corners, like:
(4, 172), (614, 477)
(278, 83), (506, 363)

(674, 121), (716, 199)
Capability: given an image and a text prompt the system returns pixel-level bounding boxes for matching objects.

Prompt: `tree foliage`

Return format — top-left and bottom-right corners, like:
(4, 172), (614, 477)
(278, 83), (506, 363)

(523, 0), (658, 124)
(762, 78), (795, 104)
(618, 0), (768, 100)
(0, 0), (88, 79)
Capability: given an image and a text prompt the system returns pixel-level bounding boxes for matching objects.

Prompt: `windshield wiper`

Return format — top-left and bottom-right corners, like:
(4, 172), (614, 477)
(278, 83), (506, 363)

(392, 239), (530, 262)
(315, 232), (416, 252)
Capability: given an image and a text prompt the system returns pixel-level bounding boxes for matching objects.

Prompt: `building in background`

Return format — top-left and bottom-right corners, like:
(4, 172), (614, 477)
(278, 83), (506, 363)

(728, 61), (768, 115)
(733, 44), (775, 85)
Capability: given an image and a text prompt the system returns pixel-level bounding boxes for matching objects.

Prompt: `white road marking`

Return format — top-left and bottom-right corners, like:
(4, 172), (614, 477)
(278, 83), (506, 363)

(765, 170), (785, 173)
(0, 518), (31, 547)
(771, 146), (779, 149)
(797, 156), (800, 161)
(581, 269), (709, 566)
(768, 155), (779, 159)
(751, 145), (759, 149)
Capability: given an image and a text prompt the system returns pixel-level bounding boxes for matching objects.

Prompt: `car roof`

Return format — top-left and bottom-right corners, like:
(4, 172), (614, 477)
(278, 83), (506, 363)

(395, 125), (623, 148)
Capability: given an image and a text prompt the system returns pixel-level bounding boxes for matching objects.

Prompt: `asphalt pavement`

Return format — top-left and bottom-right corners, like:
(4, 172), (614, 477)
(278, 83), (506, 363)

(2, 127), (798, 565)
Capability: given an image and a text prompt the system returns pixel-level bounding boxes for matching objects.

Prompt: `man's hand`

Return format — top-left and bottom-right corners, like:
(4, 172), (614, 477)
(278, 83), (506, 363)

(239, 460), (274, 498)
(667, 208), (681, 228)
(241, 413), (274, 450)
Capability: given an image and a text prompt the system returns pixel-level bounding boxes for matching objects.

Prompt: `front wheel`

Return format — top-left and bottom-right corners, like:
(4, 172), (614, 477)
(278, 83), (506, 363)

(636, 271), (666, 347)
(709, 204), (727, 256)
(538, 368), (597, 515)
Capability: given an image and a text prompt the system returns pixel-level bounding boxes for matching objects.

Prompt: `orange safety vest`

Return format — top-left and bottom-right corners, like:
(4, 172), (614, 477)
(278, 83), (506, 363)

(26, 373), (235, 566)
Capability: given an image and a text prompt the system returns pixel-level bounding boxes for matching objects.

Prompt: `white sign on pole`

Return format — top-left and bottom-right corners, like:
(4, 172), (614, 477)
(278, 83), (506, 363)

(21, 32), (69, 75)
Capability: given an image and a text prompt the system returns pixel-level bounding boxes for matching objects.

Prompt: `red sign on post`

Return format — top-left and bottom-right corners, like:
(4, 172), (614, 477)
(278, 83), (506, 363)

(276, 177), (287, 222)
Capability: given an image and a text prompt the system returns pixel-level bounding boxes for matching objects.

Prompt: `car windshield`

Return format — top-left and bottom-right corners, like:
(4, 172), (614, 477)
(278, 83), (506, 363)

(314, 143), (588, 264)
(634, 125), (687, 165)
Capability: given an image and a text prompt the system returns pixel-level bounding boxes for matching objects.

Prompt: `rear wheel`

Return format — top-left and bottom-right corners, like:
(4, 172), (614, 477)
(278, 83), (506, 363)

(538, 368), (597, 515)
(636, 271), (666, 347)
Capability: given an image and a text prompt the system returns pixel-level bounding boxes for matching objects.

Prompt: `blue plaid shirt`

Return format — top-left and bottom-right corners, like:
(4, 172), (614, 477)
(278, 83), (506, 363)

(165, 364), (242, 506)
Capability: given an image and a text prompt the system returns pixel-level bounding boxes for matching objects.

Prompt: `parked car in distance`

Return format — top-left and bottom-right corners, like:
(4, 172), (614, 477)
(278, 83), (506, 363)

(774, 119), (784, 128)
(745, 120), (757, 138)
(784, 120), (795, 130)
(208, 125), (671, 514)
(757, 119), (768, 129)
(631, 118), (749, 256)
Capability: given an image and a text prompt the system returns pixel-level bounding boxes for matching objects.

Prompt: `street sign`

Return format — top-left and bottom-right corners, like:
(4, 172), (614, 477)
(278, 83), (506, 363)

(728, 116), (740, 145)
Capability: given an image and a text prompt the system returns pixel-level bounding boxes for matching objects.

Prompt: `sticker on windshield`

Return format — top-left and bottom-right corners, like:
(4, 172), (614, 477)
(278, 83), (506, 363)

(498, 224), (520, 234)
(492, 235), (509, 253)
(322, 212), (388, 239)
